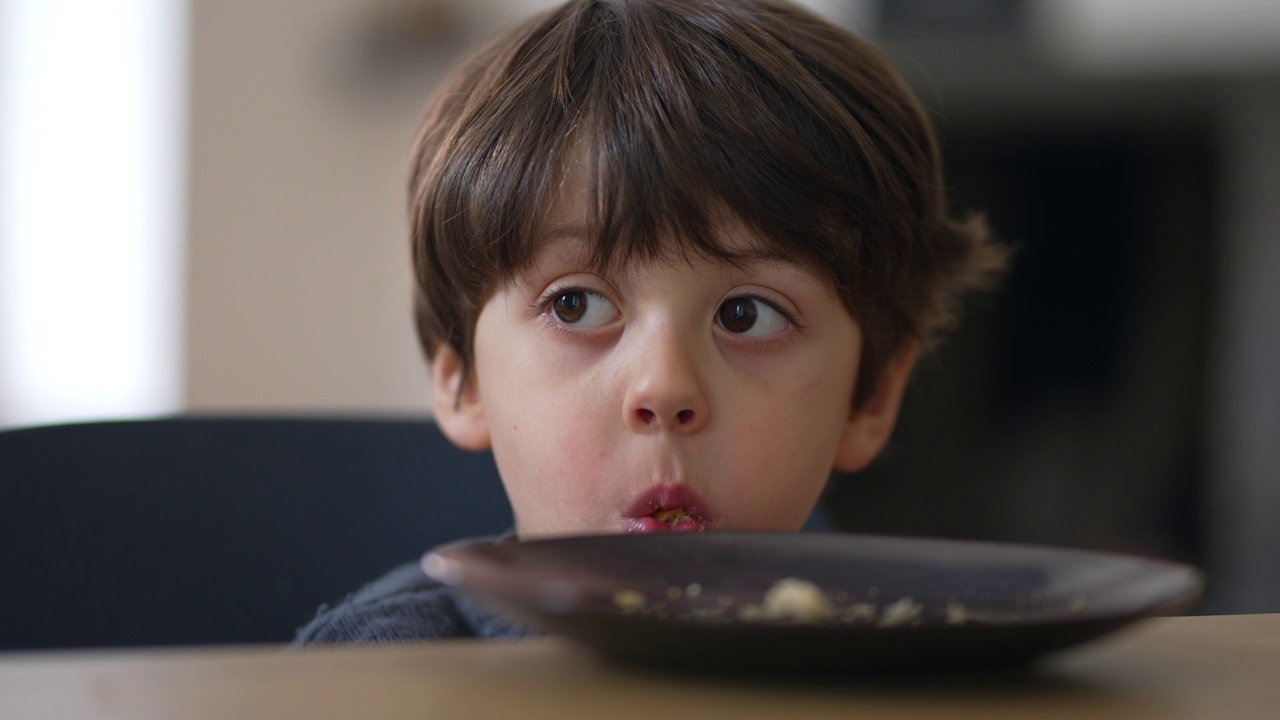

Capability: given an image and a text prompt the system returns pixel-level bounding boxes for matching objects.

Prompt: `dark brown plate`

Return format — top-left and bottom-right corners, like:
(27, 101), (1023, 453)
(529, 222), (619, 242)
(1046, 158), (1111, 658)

(422, 532), (1203, 674)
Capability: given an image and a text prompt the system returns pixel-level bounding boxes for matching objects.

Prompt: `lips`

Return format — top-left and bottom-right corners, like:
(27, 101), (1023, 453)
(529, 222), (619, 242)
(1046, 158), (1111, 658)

(624, 484), (713, 534)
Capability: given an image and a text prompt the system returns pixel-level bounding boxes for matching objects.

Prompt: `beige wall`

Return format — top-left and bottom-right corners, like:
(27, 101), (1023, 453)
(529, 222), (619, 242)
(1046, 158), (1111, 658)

(185, 0), (449, 415)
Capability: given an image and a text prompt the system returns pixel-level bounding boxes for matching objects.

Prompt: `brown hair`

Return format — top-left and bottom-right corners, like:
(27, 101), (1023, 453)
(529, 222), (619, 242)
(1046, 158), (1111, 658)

(408, 0), (1006, 407)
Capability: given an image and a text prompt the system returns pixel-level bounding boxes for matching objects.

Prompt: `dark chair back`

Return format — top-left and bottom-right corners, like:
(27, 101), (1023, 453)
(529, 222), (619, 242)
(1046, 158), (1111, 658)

(0, 416), (511, 649)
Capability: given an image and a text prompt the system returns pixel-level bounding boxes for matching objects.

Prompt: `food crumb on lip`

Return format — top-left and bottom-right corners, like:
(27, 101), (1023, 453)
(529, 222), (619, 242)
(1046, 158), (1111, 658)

(653, 507), (699, 525)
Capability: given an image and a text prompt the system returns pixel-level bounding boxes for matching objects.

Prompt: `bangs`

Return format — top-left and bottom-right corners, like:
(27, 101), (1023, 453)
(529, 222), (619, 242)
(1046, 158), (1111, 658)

(425, 0), (906, 296)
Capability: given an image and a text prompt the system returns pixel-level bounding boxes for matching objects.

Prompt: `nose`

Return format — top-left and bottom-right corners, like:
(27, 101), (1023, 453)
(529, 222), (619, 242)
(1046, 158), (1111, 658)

(622, 329), (710, 435)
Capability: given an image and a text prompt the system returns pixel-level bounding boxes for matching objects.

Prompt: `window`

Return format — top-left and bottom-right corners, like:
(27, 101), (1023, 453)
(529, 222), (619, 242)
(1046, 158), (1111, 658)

(0, 0), (187, 427)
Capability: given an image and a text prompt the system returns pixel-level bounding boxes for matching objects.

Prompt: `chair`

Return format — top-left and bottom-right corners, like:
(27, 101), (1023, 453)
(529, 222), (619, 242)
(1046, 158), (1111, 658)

(0, 415), (512, 650)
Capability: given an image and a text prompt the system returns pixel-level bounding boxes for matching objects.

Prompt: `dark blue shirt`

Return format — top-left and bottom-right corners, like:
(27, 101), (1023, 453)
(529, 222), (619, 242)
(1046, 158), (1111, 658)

(295, 561), (538, 644)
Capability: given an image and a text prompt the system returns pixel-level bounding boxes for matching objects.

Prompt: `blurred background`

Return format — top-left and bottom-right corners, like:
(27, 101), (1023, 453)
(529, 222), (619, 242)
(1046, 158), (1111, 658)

(0, 0), (1276, 614)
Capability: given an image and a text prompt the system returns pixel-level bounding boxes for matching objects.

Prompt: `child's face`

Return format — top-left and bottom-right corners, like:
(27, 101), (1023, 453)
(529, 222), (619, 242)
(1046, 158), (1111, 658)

(432, 172), (914, 539)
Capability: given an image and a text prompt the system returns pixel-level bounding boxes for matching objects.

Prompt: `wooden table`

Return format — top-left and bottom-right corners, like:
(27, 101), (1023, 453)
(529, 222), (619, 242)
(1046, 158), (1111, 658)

(2, 614), (1277, 719)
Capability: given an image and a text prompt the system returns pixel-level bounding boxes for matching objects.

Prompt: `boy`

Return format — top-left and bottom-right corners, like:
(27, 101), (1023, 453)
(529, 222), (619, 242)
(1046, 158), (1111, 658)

(297, 0), (1006, 644)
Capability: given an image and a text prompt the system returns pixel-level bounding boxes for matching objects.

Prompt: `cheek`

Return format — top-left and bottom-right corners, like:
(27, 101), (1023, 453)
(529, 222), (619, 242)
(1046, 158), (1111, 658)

(729, 404), (834, 475)
(484, 365), (615, 498)
(798, 375), (827, 398)
(718, 359), (854, 513)
(546, 423), (611, 477)
(774, 354), (855, 427)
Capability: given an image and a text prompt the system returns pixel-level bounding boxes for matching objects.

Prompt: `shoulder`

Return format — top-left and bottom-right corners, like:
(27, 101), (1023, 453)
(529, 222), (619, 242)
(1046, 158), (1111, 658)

(294, 562), (473, 645)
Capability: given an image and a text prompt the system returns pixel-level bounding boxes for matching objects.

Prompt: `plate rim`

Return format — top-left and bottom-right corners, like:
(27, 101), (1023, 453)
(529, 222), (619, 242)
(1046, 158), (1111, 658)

(423, 530), (1206, 629)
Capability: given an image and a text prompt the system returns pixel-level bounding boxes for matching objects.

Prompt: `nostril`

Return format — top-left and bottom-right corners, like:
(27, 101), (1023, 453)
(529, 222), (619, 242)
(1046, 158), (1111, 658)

(636, 408), (656, 424)
(676, 409), (695, 425)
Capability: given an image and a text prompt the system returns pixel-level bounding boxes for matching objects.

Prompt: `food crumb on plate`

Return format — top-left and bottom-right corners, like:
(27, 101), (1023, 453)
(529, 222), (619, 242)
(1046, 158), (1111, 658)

(879, 597), (923, 627)
(614, 589), (645, 613)
(946, 601), (969, 626)
(612, 579), (987, 630)
(840, 603), (877, 624)
(760, 577), (835, 622)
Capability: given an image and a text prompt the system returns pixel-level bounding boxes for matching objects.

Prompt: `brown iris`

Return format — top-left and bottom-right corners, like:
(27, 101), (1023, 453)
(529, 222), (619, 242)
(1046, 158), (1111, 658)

(552, 291), (587, 323)
(718, 297), (757, 333)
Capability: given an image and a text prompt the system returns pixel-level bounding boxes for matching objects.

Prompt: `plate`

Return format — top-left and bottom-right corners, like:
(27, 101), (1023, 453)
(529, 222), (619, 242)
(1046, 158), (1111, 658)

(422, 532), (1204, 674)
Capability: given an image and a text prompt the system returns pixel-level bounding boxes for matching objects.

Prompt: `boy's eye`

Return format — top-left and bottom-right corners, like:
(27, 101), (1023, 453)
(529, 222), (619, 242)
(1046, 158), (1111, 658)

(549, 289), (617, 328)
(716, 297), (789, 337)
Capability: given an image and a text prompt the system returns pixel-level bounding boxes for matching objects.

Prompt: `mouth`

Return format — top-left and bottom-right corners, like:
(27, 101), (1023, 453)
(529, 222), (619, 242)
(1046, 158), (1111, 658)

(623, 484), (714, 534)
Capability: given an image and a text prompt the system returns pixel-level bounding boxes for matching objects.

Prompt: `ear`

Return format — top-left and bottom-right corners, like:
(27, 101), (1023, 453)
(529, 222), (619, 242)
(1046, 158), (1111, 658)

(430, 341), (491, 451)
(832, 342), (919, 473)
